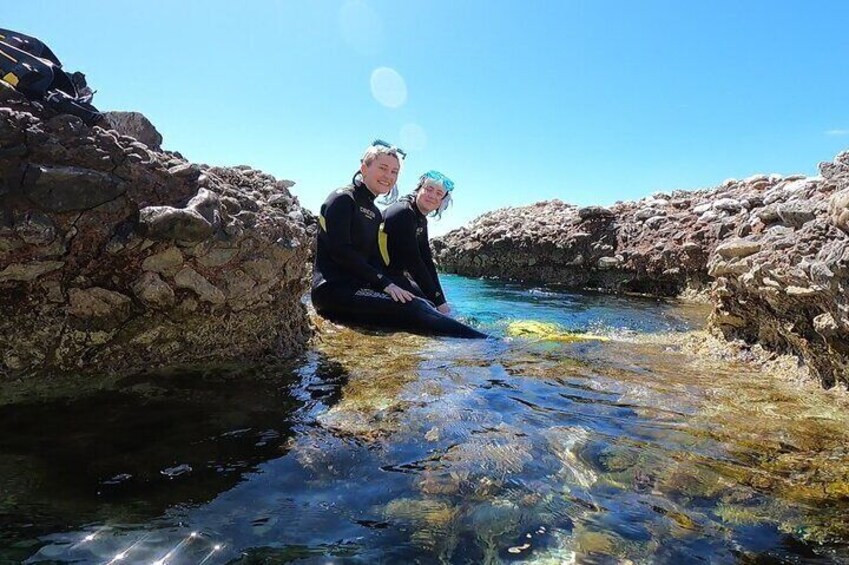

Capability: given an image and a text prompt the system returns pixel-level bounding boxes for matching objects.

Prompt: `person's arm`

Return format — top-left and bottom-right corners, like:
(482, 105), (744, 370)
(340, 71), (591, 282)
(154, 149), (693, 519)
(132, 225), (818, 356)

(385, 209), (446, 307)
(419, 223), (448, 309)
(322, 195), (390, 290)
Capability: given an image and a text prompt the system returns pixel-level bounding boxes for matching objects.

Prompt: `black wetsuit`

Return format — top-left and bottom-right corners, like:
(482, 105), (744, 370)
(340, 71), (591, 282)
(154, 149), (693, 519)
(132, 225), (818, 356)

(380, 195), (446, 307)
(311, 180), (486, 339)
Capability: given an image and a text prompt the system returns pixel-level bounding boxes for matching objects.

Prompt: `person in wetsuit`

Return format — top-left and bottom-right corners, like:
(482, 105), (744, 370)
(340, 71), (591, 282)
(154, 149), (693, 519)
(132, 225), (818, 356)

(379, 170), (455, 316)
(311, 141), (486, 339)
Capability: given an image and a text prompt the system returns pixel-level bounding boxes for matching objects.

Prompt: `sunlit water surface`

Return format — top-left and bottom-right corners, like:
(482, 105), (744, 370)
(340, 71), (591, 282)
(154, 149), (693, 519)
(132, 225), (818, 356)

(3, 274), (849, 564)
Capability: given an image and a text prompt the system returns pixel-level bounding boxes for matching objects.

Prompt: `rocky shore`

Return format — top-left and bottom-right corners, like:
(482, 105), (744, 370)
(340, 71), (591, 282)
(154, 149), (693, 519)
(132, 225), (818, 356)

(435, 151), (849, 388)
(0, 84), (312, 378)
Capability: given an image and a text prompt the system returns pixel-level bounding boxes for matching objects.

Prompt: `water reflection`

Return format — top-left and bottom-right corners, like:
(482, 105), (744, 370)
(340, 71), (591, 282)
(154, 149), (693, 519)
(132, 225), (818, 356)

(0, 360), (343, 563)
(3, 277), (849, 564)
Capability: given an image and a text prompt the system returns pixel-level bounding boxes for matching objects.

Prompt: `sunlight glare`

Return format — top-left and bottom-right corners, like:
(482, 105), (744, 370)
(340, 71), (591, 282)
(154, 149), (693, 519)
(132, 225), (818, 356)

(370, 67), (407, 109)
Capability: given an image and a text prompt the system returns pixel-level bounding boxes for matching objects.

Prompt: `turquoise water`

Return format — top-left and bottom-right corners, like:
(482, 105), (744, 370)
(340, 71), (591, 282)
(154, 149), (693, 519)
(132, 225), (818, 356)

(3, 275), (848, 564)
(443, 275), (706, 335)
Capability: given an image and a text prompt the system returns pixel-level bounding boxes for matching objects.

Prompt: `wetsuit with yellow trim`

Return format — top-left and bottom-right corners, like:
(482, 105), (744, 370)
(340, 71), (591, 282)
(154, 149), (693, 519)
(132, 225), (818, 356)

(379, 195), (446, 307)
(312, 180), (390, 292)
(311, 180), (486, 339)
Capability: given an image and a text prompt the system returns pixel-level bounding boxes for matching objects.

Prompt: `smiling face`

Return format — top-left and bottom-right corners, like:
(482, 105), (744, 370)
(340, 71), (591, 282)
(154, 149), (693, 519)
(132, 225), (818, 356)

(415, 181), (448, 215)
(360, 153), (400, 197)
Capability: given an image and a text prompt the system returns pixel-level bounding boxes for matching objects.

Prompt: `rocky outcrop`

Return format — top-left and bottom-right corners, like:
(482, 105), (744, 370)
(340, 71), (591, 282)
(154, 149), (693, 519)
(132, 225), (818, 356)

(434, 178), (775, 295)
(0, 84), (312, 378)
(435, 150), (849, 388)
(102, 111), (163, 151)
(708, 152), (849, 388)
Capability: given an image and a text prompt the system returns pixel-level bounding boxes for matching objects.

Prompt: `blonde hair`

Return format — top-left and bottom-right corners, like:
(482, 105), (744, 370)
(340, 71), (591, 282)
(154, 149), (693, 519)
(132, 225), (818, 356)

(355, 145), (402, 204)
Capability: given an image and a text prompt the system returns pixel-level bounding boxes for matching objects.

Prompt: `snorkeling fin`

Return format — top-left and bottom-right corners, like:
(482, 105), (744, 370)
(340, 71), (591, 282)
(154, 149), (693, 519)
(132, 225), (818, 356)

(506, 320), (610, 342)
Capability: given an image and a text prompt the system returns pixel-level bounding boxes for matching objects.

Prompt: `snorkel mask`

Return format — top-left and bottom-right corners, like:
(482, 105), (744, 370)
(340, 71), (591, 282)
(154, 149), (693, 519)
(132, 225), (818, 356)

(355, 139), (406, 204)
(418, 170), (454, 218)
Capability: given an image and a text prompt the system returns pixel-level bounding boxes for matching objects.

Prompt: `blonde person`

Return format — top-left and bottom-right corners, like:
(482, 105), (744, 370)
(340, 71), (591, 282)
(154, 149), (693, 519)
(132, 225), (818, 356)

(311, 141), (486, 339)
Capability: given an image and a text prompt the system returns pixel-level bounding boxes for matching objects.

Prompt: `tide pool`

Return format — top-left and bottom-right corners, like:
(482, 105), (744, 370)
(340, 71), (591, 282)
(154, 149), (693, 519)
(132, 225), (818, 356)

(4, 275), (848, 564)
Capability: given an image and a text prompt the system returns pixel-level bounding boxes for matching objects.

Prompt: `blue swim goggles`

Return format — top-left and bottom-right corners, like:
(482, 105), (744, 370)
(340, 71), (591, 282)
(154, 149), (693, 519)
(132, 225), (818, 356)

(371, 138), (407, 160)
(421, 170), (454, 192)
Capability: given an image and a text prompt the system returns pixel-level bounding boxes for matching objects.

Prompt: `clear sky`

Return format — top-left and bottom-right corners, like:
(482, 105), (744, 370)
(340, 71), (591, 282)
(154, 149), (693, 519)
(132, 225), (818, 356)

(7, 1), (849, 235)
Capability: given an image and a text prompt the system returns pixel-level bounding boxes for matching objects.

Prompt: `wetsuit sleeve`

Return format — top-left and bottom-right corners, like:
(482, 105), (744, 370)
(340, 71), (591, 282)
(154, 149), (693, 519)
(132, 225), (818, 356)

(386, 208), (446, 306)
(323, 195), (390, 289)
(419, 222), (446, 306)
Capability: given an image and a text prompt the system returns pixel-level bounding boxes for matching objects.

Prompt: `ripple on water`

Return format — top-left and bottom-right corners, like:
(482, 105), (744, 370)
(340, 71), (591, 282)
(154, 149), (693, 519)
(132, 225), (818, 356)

(6, 277), (849, 564)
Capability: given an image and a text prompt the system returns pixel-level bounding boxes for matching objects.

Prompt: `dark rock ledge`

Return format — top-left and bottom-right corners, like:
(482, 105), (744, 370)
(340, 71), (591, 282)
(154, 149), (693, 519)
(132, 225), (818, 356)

(0, 84), (312, 378)
(435, 150), (849, 388)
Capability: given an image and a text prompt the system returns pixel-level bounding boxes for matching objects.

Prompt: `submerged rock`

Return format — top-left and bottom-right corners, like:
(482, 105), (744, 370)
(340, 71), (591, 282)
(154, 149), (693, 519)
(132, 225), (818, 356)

(0, 88), (312, 378)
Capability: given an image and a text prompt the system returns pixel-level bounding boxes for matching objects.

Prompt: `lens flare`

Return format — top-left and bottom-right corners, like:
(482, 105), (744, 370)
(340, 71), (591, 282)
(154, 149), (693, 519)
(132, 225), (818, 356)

(370, 67), (407, 109)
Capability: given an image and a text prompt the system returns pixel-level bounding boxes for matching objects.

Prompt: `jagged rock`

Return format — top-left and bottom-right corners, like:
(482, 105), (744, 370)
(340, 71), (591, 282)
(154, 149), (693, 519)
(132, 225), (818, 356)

(173, 266), (225, 304)
(644, 215), (667, 229)
(635, 207), (666, 221)
(14, 210), (57, 245)
(22, 164), (126, 212)
(715, 239), (761, 259)
(0, 260), (64, 282)
(141, 246), (184, 275)
(596, 256), (620, 269)
(828, 188), (849, 234)
(435, 149), (849, 388)
(0, 95), (311, 378)
(132, 271), (175, 308)
(708, 258), (750, 277)
(578, 206), (615, 220)
(197, 246), (238, 267)
(818, 150), (849, 178)
(68, 287), (132, 321)
(713, 198), (743, 213)
(102, 111), (163, 150)
(776, 200), (816, 228)
(756, 204), (781, 223)
(187, 187), (221, 225)
(140, 205), (214, 243)
(813, 312), (839, 336)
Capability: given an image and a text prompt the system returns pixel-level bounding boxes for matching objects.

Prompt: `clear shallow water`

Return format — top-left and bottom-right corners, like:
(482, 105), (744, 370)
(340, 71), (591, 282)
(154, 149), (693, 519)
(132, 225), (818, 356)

(3, 275), (849, 564)
(443, 275), (708, 336)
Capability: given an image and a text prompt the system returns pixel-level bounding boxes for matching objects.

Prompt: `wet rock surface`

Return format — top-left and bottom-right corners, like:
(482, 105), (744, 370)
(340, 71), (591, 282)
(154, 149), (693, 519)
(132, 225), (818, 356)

(0, 84), (312, 378)
(435, 151), (849, 388)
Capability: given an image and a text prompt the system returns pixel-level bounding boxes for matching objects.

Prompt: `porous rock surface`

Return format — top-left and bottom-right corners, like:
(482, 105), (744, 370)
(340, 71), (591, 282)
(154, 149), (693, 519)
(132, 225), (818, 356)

(708, 152), (849, 388)
(435, 151), (849, 388)
(102, 111), (163, 151)
(0, 84), (312, 378)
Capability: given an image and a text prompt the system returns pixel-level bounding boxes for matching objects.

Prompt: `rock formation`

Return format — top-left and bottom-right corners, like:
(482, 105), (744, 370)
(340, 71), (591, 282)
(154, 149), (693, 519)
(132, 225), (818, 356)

(708, 152), (849, 388)
(0, 83), (312, 378)
(102, 111), (163, 151)
(435, 151), (849, 388)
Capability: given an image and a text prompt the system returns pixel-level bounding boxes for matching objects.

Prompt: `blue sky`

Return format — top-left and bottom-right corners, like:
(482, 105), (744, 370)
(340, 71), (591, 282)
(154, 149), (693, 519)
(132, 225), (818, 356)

(7, 1), (849, 235)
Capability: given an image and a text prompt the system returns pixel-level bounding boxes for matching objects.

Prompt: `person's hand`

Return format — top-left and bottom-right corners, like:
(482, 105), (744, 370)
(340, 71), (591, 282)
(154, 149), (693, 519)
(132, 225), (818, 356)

(384, 283), (415, 303)
(436, 303), (452, 316)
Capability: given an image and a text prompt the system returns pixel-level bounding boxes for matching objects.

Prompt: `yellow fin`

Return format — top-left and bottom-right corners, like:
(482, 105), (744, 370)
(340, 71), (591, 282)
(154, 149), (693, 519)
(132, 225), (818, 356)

(506, 320), (609, 342)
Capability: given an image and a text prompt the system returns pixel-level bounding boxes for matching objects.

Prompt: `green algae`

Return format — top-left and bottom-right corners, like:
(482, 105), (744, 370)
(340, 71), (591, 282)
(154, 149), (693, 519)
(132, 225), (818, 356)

(7, 296), (849, 563)
(306, 321), (849, 556)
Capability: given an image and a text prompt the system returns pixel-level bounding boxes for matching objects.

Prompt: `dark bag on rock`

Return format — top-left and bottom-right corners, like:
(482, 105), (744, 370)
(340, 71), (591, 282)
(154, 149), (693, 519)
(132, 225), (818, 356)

(0, 28), (102, 125)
